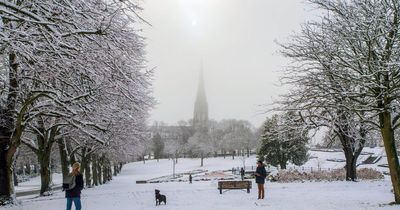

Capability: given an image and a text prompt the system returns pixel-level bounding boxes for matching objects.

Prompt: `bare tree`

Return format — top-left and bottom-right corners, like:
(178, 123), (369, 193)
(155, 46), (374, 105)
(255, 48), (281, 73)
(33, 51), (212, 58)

(0, 0), (152, 202)
(278, 0), (400, 202)
(187, 131), (212, 167)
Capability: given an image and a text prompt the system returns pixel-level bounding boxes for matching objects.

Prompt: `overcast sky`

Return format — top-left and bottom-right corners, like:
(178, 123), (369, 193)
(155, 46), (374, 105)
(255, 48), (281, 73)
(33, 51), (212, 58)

(141, 0), (318, 128)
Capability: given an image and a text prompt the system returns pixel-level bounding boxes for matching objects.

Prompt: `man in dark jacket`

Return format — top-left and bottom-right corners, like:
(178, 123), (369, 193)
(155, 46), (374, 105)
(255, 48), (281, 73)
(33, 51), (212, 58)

(255, 160), (266, 199)
(66, 162), (84, 210)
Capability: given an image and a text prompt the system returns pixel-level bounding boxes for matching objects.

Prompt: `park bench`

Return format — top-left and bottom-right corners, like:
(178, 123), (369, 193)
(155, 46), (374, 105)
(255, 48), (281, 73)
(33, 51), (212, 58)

(218, 180), (251, 194)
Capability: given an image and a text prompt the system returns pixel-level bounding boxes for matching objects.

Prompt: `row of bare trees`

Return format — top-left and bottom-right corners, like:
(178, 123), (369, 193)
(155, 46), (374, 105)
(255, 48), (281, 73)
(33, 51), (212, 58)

(150, 119), (258, 167)
(0, 0), (153, 204)
(277, 0), (400, 203)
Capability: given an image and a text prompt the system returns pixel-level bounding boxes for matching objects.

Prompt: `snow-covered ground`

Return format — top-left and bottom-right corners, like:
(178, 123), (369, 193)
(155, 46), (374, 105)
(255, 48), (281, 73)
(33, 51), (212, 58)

(3, 151), (399, 210)
(15, 173), (62, 193)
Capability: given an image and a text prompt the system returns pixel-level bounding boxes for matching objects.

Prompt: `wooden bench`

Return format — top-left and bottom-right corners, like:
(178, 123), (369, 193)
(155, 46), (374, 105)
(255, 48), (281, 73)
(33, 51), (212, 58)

(218, 180), (251, 194)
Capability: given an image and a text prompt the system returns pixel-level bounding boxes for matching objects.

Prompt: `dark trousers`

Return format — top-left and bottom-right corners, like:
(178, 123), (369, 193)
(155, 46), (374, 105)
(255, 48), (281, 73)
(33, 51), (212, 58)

(66, 197), (81, 210)
(257, 183), (265, 199)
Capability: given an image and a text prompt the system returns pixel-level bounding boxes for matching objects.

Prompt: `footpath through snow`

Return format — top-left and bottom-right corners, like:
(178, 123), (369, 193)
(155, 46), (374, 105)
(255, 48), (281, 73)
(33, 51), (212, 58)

(1, 156), (399, 210)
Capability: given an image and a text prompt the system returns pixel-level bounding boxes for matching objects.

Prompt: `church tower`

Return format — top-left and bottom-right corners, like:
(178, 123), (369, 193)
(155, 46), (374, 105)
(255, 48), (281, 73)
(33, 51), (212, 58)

(193, 67), (208, 131)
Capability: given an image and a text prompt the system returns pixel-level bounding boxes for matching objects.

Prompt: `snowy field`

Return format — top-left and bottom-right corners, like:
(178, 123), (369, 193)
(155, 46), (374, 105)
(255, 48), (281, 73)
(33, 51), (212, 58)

(15, 173), (62, 193)
(2, 151), (399, 210)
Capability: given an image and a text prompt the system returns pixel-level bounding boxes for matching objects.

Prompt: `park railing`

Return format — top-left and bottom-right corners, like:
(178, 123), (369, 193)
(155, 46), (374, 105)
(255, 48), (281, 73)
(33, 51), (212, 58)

(232, 165), (339, 175)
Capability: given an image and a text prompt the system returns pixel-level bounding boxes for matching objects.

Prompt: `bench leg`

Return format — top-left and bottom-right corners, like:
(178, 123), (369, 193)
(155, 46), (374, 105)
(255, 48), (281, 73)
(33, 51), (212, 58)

(247, 187), (250, 193)
(220, 188), (222, 194)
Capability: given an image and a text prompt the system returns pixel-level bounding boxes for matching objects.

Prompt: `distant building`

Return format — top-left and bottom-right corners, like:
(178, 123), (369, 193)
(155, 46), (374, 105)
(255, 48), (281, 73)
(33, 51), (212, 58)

(150, 66), (210, 156)
(193, 69), (209, 132)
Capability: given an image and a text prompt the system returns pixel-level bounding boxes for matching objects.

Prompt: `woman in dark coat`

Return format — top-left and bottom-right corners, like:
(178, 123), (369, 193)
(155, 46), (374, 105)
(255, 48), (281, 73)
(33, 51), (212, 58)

(66, 162), (84, 210)
(255, 160), (267, 199)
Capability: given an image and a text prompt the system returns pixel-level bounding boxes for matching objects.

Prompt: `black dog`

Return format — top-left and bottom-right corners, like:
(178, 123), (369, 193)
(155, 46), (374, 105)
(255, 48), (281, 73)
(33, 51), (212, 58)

(155, 189), (167, 206)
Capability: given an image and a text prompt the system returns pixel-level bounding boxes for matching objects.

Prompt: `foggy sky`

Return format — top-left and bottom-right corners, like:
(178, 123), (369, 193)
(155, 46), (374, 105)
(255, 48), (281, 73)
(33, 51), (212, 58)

(141, 0), (318, 128)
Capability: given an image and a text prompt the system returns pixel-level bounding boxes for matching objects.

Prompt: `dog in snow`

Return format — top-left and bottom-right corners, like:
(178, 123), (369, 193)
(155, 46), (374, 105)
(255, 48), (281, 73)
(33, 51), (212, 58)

(155, 189), (167, 206)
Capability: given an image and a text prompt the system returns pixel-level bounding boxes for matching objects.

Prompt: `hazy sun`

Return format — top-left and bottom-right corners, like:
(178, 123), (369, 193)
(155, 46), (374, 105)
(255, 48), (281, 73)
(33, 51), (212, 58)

(191, 19), (198, 26)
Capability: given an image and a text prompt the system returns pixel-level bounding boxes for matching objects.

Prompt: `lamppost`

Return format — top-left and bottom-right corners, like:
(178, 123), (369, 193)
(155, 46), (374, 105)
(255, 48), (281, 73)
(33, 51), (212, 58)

(172, 155), (176, 179)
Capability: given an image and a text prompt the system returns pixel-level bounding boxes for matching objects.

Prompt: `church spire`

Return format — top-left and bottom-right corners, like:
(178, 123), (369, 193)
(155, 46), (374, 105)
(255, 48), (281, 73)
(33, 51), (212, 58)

(193, 64), (208, 131)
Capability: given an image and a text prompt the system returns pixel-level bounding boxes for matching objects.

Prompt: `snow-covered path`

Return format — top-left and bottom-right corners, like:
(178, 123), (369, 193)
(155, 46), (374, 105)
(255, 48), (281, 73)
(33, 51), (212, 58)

(2, 157), (399, 210)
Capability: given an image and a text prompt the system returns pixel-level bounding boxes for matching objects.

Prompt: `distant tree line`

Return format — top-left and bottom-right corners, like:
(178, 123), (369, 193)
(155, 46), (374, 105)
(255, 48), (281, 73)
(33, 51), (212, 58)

(149, 119), (259, 166)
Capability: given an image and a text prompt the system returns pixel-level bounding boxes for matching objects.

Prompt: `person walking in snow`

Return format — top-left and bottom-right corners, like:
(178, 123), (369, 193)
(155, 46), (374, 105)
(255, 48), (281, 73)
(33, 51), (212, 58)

(240, 168), (245, 180)
(189, 174), (192, 184)
(65, 162), (84, 210)
(255, 160), (267, 199)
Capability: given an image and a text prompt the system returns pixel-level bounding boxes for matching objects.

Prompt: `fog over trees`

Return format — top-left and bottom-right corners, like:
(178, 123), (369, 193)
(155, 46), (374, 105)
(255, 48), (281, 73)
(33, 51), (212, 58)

(150, 119), (259, 167)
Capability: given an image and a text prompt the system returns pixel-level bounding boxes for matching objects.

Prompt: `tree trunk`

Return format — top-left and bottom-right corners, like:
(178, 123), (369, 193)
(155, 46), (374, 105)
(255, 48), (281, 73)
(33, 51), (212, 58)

(380, 111), (400, 203)
(345, 157), (357, 181)
(80, 148), (87, 178)
(0, 52), (21, 204)
(342, 145), (358, 181)
(113, 165), (118, 176)
(279, 161), (287, 170)
(85, 155), (91, 188)
(341, 136), (358, 181)
(108, 163), (112, 181)
(97, 157), (103, 185)
(33, 164), (38, 174)
(336, 110), (364, 182)
(38, 150), (52, 195)
(25, 163), (31, 175)
(92, 156), (98, 186)
(101, 156), (110, 184)
(57, 138), (69, 179)
(35, 121), (57, 196)
(102, 164), (107, 184)
(247, 147), (250, 158)
(12, 159), (18, 187)
(232, 150), (235, 160)
(12, 171), (17, 187)
(19, 164), (24, 176)
(102, 161), (108, 184)
(0, 123), (16, 203)
(0, 146), (16, 204)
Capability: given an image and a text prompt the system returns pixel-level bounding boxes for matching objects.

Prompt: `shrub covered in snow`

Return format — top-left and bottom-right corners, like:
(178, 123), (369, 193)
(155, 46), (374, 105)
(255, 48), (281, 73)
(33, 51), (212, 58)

(269, 168), (384, 183)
